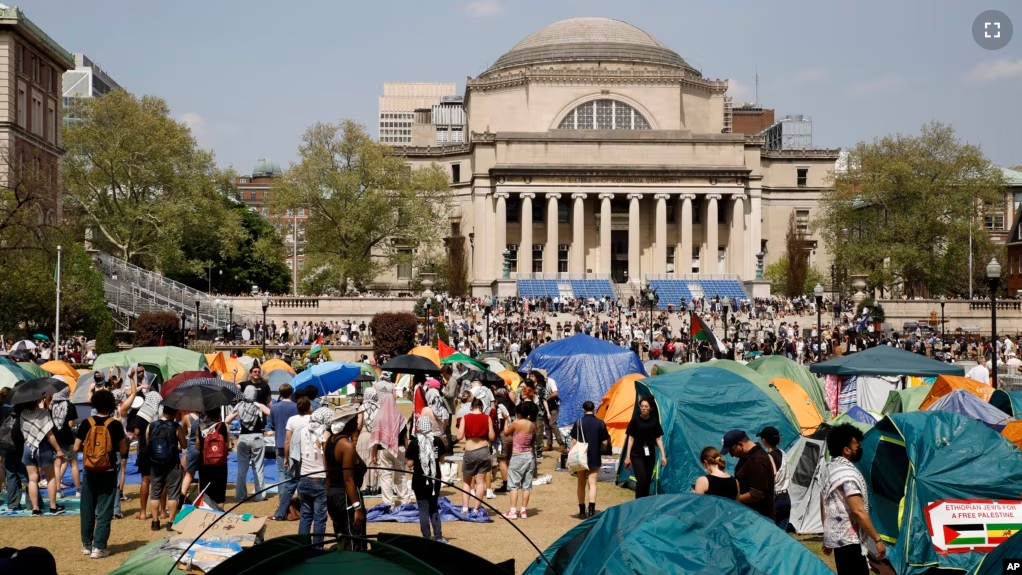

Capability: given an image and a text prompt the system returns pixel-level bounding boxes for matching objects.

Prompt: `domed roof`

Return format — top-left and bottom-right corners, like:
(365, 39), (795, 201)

(486, 18), (689, 73)
(251, 158), (282, 178)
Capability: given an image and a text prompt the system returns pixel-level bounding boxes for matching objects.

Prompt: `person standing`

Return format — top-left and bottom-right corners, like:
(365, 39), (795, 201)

(758, 426), (791, 531)
(821, 424), (886, 574)
(275, 396), (312, 521)
(269, 384), (299, 518)
(502, 404), (536, 520)
(20, 396), (67, 515)
(2, 403), (28, 512)
(405, 416), (447, 542)
(370, 381), (411, 511)
(196, 410), (229, 505)
(226, 386), (271, 502)
(623, 396), (667, 498)
(74, 390), (128, 559)
(326, 404), (368, 549)
(965, 357), (990, 385)
(244, 367), (272, 406)
(456, 398), (494, 518)
(146, 406), (186, 531)
(693, 446), (738, 499)
(50, 386), (80, 497)
(722, 429), (775, 519)
(569, 401), (610, 519)
(355, 387), (380, 496)
(298, 407), (332, 547)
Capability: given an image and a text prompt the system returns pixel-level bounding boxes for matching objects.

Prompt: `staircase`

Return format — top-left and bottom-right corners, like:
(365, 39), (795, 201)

(615, 281), (640, 304)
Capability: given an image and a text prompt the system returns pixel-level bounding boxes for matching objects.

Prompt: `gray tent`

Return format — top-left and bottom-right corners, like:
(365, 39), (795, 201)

(785, 434), (829, 535)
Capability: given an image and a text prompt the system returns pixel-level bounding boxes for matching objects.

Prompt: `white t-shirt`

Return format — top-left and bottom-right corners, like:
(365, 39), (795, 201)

(299, 425), (326, 477)
(285, 414), (310, 462)
(546, 377), (558, 395)
(966, 364), (991, 385)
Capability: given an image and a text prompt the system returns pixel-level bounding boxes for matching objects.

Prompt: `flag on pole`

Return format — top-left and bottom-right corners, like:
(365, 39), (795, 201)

(316, 333), (323, 345)
(691, 313), (725, 354)
(193, 485), (224, 513)
(309, 343), (323, 358)
(437, 339), (456, 359)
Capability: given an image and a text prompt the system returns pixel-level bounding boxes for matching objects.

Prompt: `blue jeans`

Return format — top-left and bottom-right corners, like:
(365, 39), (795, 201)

(4, 451), (27, 509)
(273, 455), (298, 520)
(298, 476), (327, 546)
(235, 434), (266, 502)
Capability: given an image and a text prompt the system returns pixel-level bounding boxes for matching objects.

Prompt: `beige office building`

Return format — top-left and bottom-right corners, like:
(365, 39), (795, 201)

(394, 18), (841, 298)
(378, 82), (457, 145)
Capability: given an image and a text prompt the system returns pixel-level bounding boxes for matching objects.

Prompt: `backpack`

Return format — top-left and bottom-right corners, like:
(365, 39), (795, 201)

(200, 422), (227, 466)
(83, 417), (115, 472)
(149, 419), (178, 465)
(0, 411), (24, 453)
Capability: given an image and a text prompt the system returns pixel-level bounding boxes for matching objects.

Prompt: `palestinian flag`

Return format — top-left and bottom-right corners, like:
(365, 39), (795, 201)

(691, 313), (724, 353)
(437, 339), (456, 359)
(943, 524), (987, 546)
(987, 523), (1022, 544)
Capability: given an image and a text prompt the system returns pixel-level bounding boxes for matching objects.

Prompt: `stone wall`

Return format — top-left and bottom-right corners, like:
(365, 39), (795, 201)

(223, 296), (417, 325)
(877, 299), (1022, 337)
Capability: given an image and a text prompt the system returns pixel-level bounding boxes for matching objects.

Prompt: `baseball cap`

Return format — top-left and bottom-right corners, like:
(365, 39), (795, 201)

(721, 429), (748, 455)
(757, 426), (781, 445)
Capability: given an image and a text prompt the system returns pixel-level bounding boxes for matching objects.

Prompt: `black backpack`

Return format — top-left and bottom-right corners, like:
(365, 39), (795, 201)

(0, 411), (24, 453)
(148, 419), (178, 465)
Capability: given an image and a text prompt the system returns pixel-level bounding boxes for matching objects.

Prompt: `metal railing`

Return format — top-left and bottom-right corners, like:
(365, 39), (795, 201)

(510, 272), (613, 281)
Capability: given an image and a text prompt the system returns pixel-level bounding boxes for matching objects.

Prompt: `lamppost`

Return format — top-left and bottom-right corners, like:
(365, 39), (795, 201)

(484, 297), (492, 350)
(180, 312), (187, 347)
(261, 293), (270, 358)
(640, 285), (658, 347)
(987, 258), (1001, 389)
(424, 295), (433, 345)
(830, 264), (837, 320)
(228, 304), (234, 341)
(814, 284), (824, 363)
(939, 295), (947, 344)
(194, 299), (202, 341)
(213, 298), (223, 340)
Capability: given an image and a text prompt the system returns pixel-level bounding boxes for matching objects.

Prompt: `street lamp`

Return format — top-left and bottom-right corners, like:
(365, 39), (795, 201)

(830, 264), (837, 320)
(484, 297), (492, 350)
(814, 284), (824, 364)
(424, 296), (433, 345)
(194, 299), (202, 341)
(640, 285), (658, 349)
(987, 258), (1001, 389)
(214, 298), (223, 340)
(180, 312), (187, 347)
(261, 293), (270, 357)
(228, 304), (234, 341)
(939, 295), (947, 345)
(721, 300), (730, 359)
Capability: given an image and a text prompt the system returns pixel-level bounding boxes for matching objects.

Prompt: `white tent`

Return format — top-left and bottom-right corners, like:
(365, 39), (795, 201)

(785, 434), (829, 535)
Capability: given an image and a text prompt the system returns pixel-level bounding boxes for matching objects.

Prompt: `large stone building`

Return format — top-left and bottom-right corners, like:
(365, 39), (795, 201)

(392, 18), (840, 298)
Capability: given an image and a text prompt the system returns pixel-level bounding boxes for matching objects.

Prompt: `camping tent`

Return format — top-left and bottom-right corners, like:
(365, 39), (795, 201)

(971, 529), (1022, 575)
(785, 432), (829, 534)
(857, 412), (1022, 575)
(617, 366), (800, 494)
(596, 373), (644, 449)
(990, 389), (1022, 416)
(94, 347), (207, 382)
(926, 389), (1012, 431)
(205, 352), (248, 384)
(1001, 420), (1022, 450)
(881, 385), (932, 415)
(770, 377), (825, 434)
(810, 345), (965, 377)
(918, 375), (994, 410)
(748, 355), (829, 417)
(519, 334), (645, 426)
(409, 346), (441, 367)
(522, 493), (833, 575)
(824, 408), (875, 434)
(261, 358), (296, 375)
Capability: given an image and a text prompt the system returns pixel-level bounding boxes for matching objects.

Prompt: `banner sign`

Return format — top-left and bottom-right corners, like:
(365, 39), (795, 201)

(925, 499), (1022, 555)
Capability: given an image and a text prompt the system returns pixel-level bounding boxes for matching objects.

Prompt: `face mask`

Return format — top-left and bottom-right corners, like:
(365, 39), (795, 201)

(850, 446), (864, 463)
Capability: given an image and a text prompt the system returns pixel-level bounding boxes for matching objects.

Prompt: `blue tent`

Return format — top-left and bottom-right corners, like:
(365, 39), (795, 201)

(990, 389), (1022, 417)
(617, 366), (800, 494)
(519, 334), (645, 426)
(927, 389), (1012, 431)
(844, 405), (878, 426)
(523, 493), (833, 575)
(858, 412), (1022, 575)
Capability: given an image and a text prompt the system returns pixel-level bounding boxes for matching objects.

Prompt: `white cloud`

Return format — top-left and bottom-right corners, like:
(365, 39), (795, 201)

(465, 0), (503, 18)
(848, 75), (905, 96)
(727, 78), (755, 104)
(180, 112), (214, 149)
(965, 58), (1022, 82)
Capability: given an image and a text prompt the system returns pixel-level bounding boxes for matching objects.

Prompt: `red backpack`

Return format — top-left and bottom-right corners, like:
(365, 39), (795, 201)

(200, 422), (227, 466)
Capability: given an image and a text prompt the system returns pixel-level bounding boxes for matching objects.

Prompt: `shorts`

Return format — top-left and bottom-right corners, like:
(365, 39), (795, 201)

(136, 452), (152, 476)
(185, 448), (200, 473)
(498, 436), (514, 463)
(59, 444), (75, 461)
(462, 446), (492, 477)
(507, 452), (534, 491)
(149, 462), (183, 500)
(21, 442), (55, 468)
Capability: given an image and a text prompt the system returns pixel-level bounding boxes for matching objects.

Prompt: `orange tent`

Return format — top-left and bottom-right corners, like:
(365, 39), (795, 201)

(204, 352), (246, 384)
(597, 373), (644, 448)
(918, 375), (994, 411)
(261, 358), (296, 375)
(409, 346), (441, 367)
(41, 361), (81, 390)
(498, 370), (522, 391)
(205, 352), (227, 375)
(770, 377), (824, 435)
(1003, 420), (1022, 451)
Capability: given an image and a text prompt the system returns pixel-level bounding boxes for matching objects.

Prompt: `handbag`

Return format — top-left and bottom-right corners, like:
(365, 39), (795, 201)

(566, 418), (589, 473)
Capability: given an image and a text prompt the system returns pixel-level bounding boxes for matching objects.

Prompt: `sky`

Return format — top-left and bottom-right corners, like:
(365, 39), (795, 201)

(30, 0), (1022, 172)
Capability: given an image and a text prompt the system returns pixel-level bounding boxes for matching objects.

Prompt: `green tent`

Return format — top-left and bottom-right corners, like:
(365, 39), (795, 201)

(990, 389), (1022, 416)
(618, 365), (800, 493)
(0, 363), (35, 391)
(881, 385), (933, 415)
(523, 493), (833, 575)
(810, 345), (964, 377)
(94, 347), (207, 382)
(16, 362), (48, 379)
(858, 412), (1022, 575)
(439, 352), (486, 370)
(108, 537), (177, 575)
(825, 412), (875, 434)
(747, 354), (829, 417)
(655, 360), (801, 433)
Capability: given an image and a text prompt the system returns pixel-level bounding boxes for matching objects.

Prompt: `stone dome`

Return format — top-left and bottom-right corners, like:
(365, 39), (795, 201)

(251, 158), (282, 178)
(486, 17), (689, 73)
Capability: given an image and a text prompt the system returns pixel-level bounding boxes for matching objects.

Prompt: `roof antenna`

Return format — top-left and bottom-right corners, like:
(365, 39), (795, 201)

(755, 65), (759, 106)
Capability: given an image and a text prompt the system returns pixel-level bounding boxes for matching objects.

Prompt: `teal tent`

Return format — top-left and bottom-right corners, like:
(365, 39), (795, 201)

(971, 530), (1022, 575)
(94, 347), (207, 382)
(990, 389), (1022, 416)
(617, 366), (800, 493)
(858, 412), (1022, 575)
(523, 493), (833, 575)
(881, 385), (932, 415)
(810, 345), (964, 377)
(747, 354), (829, 417)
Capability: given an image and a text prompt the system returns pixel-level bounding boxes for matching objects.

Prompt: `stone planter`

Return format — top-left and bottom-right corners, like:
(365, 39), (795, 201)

(851, 275), (868, 304)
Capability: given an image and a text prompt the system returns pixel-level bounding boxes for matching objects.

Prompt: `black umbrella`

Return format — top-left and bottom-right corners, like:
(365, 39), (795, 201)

(381, 354), (441, 375)
(163, 382), (236, 412)
(350, 373), (376, 396)
(178, 377), (242, 400)
(466, 369), (505, 385)
(8, 377), (68, 406)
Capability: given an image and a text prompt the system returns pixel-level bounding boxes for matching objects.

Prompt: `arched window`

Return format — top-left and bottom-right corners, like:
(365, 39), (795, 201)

(557, 99), (651, 130)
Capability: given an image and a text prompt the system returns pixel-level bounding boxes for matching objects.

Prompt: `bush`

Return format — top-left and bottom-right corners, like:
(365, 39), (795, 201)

(856, 298), (886, 324)
(133, 312), (181, 347)
(245, 348), (264, 360)
(433, 321), (450, 347)
(95, 316), (118, 354)
(369, 312), (417, 359)
(303, 347), (333, 362)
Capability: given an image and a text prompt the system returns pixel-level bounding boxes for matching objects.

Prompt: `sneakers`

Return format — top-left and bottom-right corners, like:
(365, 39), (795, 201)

(461, 506), (469, 515)
(485, 489), (496, 499)
(82, 546), (92, 556)
(90, 548), (110, 559)
(434, 537), (450, 544)
(493, 485), (509, 494)
(151, 520), (161, 531)
(119, 493), (128, 502)
(31, 509), (42, 517)
(49, 505), (66, 515)
(519, 508), (527, 519)
(503, 509), (518, 520)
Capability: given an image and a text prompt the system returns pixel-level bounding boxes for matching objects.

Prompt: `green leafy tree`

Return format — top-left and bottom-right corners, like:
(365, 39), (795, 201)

(62, 90), (245, 273)
(763, 257), (826, 297)
(270, 120), (452, 293)
(783, 211), (810, 298)
(819, 122), (1005, 297)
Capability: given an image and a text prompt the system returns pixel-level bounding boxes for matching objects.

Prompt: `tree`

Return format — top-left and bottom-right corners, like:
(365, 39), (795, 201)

(764, 257), (826, 297)
(783, 211), (811, 299)
(0, 144), (59, 255)
(133, 312), (180, 347)
(368, 312), (417, 359)
(270, 120), (452, 293)
(443, 234), (470, 297)
(62, 90), (245, 274)
(819, 122), (1005, 297)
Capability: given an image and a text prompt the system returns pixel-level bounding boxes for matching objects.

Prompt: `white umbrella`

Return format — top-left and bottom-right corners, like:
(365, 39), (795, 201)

(12, 340), (37, 351)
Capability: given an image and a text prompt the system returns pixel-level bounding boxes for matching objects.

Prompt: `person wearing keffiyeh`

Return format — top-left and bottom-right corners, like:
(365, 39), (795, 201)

(405, 416), (446, 542)
(50, 386), (80, 497)
(370, 383), (410, 509)
(355, 386), (380, 494)
(297, 406), (334, 546)
(226, 385), (270, 503)
(20, 398), (66, 515)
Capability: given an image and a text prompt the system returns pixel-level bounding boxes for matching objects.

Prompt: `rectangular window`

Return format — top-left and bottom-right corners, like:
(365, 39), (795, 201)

(451, 163), (460, 183)
(396, 249), (412, 280)
(41, 66), (49, 91)
(796, 209), (810, 235)
(298, 208), (306, 216)
(16, 44), (23, 73)
(506, 244), (518, 272)
(558, 200), (569, 224)
(667, 246), (676, 273)
(47, 101), (55, 144)
(692, 248), (701, 274)
(17, 88), (25, 128)
(532, 244), (543, 273)
(985, 214), (1004, 230)
(558, 244), (569, 273)
(450, 221), (461, 236)
(797, 168), (808, 187)
(506, 197), (520, 223)
(533, 204), (543, 224)
(33, 96), (42, 136)
(718, 247), (726, 273)
(31, 56), (37, 81)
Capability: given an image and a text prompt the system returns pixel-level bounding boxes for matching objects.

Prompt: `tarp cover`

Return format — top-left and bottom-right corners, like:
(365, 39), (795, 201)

(881, 385), (932, 415)
(94, 347), (207, 381)
(522, 493), (833, 575)
(618, 366), (799, 494)
(811, 345), (965, 377)
(366, 496), (492, 523)
(748, 355), (829, 417)
(519, 334), (645, 426)
(858, 412), (1022, 575)
(926, 389), (1011, 431)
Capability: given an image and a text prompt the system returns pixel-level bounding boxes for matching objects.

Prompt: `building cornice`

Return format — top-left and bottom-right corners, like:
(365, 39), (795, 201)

(487, 130), (748, 144)
(0, 7), (74, 67)
(467, 67), (728, 95)
(761, 148), (841, 160)
(489, 164), (751, 180)
(392, 143), (471, 157)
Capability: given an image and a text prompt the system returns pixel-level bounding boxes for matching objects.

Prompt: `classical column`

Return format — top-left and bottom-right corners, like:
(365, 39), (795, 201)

(705, 194), (721, 275)
(679, 194), (694, 275)
(749, 188), (762, 279)
(599, 193), (614, 276)
(520, 192), (535, 275)
(654, 194), (669, 274)
(472, 191), (489, 283)
(731, 193), (745, 277)
(744, 196), (753, 279)
(627, 193), (642, 282)
(571, 193), (587, 275)
(494, 192), (509, 273)
(546, 193), (561, 275)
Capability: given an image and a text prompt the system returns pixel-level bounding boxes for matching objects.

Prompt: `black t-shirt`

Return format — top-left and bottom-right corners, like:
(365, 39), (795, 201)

(133, 416), (150, 454)
(242, 380), (272, 406)
(75, 415), (126, 471)
(405, 435), (445, 497)
(625, 414), (664, 457)
(734, 444), (776, 519)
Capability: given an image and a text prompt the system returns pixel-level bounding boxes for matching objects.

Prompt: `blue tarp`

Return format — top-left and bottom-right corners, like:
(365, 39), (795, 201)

(926, 389), (1011, 431)
(366, 496), (492, 523)
(519, 334), (645, 426)
(523, 493), (833, 575)
(845, 405), (878, 426)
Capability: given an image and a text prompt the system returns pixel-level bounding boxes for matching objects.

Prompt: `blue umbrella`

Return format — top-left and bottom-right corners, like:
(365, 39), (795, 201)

(290, 362), (362, 397)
